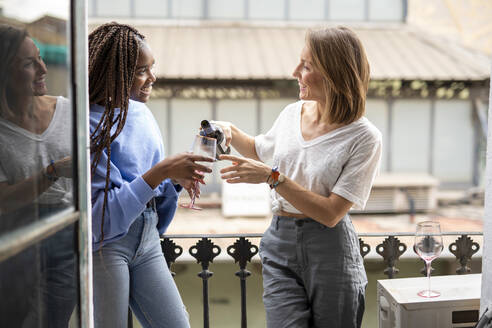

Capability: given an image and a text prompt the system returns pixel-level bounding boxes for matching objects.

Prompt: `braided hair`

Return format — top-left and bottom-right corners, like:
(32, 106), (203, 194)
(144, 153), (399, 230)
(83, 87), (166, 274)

(89, 22), (145, 244)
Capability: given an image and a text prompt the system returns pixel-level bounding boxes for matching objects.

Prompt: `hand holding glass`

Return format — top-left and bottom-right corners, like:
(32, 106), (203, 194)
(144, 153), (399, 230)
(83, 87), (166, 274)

(414, 221), (443, 298)
(179, 135), (216, 210)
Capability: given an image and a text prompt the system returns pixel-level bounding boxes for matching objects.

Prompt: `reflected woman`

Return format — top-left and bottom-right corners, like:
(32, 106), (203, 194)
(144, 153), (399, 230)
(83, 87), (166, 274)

(0, 24), (76, 328)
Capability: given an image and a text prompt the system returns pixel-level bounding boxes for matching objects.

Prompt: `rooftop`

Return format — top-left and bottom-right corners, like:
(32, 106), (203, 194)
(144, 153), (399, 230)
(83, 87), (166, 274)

(114, 23), (492, 81)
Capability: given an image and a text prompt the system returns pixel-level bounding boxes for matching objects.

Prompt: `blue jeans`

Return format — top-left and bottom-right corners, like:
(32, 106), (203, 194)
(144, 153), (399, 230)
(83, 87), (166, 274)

(92, 208), (189, 328)
(22, 204), (77, 328)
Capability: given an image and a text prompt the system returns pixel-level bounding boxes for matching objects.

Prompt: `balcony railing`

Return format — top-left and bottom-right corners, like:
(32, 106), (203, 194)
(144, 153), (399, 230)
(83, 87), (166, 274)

(126, 231), (482, 328)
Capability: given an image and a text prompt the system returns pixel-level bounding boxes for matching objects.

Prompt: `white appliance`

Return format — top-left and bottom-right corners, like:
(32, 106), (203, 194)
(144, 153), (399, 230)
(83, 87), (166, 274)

(378, 274), (481, 328)
(351, 173), (438, 213)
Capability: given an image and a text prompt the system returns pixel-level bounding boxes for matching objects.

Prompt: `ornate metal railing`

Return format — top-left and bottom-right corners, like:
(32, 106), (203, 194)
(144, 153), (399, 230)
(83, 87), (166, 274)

(147, 232), (482, 328)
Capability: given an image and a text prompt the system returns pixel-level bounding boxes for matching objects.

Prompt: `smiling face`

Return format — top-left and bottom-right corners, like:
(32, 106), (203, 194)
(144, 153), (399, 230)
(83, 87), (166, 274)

(7, 37), (48, 98)
(292, 45), (325, 105)
(130, 43), (156, 103)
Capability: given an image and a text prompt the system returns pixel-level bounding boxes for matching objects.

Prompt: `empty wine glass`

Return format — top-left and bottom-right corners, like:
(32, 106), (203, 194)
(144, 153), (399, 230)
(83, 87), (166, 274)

(179, 135), (216, 210)
(414, 221), (443, 298)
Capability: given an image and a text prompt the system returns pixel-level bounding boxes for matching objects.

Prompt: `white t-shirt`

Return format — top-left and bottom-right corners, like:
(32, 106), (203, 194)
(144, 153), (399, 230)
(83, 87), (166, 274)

(255, 100), (382, 213)
(0, 96), (73, 205)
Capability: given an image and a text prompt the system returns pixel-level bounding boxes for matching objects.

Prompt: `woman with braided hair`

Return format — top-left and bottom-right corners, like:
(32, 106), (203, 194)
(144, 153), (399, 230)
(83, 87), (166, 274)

(89, 22), (211, 327)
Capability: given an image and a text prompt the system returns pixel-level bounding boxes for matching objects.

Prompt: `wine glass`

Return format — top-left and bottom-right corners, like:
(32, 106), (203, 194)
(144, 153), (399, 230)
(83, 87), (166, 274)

(414, 221), (443, 298)
(179, 135), (216, 210)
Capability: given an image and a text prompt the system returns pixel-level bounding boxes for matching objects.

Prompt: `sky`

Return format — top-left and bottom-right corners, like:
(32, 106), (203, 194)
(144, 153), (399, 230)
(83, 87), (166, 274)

(2, 0), (69, 22)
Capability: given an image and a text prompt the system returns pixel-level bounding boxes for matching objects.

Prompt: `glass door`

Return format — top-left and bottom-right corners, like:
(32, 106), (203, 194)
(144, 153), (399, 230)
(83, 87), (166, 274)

(0, 0), (91, 326)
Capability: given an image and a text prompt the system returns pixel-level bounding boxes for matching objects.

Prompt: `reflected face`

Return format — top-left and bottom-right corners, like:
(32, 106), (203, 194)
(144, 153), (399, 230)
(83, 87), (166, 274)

(7, 37), (48, 97)
(292, 46), (325, 104)
(130, 43), (156, 103)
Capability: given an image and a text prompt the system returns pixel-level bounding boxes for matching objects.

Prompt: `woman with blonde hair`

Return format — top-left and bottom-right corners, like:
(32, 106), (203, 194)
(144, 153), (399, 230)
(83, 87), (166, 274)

(216, 26), (381, 327)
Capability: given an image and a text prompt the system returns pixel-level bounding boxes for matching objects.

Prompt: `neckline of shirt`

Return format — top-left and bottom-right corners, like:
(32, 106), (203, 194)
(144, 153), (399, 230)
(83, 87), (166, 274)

(295, 100), (366, 147)
(91, 99), (147, 114)
(0, 96), (62, 141)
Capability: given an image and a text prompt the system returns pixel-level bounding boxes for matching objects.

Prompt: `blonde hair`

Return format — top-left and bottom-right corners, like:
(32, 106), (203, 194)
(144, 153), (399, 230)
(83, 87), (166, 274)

(306, 26), (370, 124)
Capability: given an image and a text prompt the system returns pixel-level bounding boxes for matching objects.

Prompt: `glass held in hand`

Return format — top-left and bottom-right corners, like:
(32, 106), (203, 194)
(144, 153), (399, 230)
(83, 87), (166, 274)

(414, 221), (443, 298)
(179, 135), (217, 210)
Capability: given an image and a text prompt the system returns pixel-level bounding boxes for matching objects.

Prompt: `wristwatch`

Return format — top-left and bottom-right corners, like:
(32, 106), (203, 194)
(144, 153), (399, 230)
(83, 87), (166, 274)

(269, 166), (285, 189)
(43, 161), (59, 182)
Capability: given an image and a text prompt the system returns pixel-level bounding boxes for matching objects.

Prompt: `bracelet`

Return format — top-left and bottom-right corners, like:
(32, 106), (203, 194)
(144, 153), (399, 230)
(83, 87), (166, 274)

(43, 160), (59, 182)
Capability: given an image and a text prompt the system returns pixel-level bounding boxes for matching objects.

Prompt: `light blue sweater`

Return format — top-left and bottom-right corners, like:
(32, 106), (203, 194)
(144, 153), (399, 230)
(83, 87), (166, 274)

(90, 100), (181, 249)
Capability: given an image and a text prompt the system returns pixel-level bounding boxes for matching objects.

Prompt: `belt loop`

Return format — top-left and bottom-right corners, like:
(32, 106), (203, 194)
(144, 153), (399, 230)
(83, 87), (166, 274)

(275, 216), (279, 230)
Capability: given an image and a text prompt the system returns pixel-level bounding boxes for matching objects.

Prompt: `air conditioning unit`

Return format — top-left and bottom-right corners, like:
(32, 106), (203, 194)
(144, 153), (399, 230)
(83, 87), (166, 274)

(352, 173), (439, 213)
(378, 274), (481, 328)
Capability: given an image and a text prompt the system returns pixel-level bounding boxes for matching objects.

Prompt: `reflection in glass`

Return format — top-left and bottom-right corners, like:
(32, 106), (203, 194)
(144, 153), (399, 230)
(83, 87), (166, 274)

(0, 20), (72, 227)
(0, 5), (78, 325)
(0, 223), (78, 327)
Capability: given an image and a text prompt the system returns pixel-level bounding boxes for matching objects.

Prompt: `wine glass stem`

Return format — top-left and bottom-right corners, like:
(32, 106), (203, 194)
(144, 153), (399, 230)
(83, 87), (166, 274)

(190, 180), (198, 207)
(426, 260), (432, 294)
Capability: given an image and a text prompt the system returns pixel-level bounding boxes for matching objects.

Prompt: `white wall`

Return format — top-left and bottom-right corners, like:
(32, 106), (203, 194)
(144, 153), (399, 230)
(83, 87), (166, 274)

(96, 0), (131, 17)
(433, 100), (473, 183)
(147, 98), (169, 155)
(249, 0), (284, 19)
(214, 99), (257, 184)
(329, 0), (365, 21)
(481, 66), (492, 315)
(168, 99), (213, 155)
(289, 0), (324, 20)
(209, 0), (243, 19)
(366, 99), (389, 172)
(369, 0), (403, 21)
(260, 98), (296, 133)
(391, 99), (431, 172)
(135, 0), (169, 17)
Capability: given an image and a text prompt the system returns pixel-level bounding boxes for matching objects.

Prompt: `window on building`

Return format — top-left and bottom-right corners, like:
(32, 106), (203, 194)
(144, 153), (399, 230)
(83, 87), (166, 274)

(209, 0), (244, 19)
(135, 0), (170, 18)
(97, 0), (131, 17)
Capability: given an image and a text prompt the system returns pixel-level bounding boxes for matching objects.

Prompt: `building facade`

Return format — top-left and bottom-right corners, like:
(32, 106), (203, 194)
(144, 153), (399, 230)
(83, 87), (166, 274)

(89, 0), (491, 193)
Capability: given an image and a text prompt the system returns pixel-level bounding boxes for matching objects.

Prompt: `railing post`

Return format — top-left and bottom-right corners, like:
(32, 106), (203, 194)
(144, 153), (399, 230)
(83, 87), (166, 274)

(376, 236), (407, 278)
(359, 238), (370, 258)
(190, 238), (221, 328)
(227, 237), (259, 328)
(161, 237), (183, 276)
(449, 234), (480, 274)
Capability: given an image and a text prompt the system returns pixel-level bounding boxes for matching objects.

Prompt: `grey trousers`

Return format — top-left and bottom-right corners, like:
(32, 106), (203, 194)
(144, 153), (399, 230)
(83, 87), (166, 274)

(259, 215), (367, 328)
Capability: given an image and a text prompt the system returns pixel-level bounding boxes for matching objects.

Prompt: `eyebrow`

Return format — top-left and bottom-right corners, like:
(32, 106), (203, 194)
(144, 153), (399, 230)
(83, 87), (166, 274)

(16, 55), (37, 62)
(17, 49), (41, 61)
(136, 62), (155, 69)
